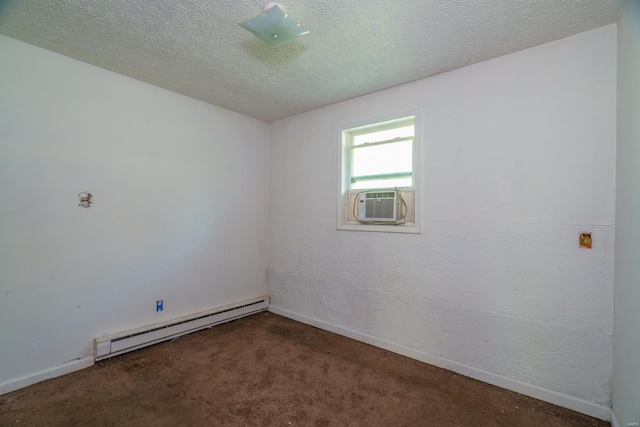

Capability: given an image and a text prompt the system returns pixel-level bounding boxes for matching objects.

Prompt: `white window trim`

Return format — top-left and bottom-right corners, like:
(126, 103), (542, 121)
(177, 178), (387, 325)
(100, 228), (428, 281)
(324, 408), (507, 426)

(336, 109), (422, 234)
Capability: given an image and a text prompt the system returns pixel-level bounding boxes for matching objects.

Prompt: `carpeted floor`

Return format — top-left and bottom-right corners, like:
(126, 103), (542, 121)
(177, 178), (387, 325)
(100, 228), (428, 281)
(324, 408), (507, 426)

(0, 312), (608, 426)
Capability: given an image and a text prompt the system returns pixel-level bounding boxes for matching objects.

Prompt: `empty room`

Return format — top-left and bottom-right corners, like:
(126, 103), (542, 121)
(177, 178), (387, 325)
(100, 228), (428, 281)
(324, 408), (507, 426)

(0, 0), (639, 425)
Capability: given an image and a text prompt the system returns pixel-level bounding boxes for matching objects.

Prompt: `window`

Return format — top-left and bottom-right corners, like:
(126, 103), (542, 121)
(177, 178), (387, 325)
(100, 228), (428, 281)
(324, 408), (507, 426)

(337, 113), (421, 233)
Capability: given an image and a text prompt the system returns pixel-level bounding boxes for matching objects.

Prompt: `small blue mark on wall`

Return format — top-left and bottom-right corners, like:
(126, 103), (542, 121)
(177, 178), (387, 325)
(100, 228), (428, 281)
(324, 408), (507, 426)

(156, 300), (163, 312)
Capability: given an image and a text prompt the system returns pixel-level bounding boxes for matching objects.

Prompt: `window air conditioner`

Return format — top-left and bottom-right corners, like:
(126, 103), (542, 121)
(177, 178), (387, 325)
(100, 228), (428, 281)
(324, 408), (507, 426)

(357, 190), (405, 224)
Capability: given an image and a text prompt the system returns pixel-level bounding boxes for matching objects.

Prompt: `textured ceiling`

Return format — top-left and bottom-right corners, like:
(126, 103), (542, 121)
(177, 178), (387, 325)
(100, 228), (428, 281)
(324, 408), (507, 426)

(0, 0), (624, 122)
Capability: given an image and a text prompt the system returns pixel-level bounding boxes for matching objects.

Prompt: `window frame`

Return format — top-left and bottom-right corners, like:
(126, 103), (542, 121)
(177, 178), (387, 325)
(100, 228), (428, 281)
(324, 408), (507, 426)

(337, 110), (422, 234)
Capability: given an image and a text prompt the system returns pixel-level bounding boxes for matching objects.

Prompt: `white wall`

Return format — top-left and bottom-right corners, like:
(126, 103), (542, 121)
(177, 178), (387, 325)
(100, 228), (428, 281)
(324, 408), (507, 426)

(0, 36), (269, 392)
(613, 1), (640, 425)
(268, 25), (616, 415)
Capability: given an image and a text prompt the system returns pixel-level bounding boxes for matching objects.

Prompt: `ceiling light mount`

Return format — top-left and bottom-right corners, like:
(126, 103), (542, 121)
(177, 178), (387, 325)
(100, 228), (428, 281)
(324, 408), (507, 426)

(264, 2), (286, 13)
(240, 2), (310, 48)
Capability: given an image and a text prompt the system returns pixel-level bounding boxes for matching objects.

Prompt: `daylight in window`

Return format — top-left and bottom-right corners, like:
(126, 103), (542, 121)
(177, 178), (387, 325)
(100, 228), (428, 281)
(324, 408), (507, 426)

(338, 113), (420, 232)
(347, 117), (415, 190)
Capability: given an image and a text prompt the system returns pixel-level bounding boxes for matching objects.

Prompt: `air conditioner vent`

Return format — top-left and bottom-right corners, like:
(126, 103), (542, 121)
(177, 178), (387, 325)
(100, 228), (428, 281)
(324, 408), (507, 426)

(366, 191), (395, 199)
(358, 190), (405, 224)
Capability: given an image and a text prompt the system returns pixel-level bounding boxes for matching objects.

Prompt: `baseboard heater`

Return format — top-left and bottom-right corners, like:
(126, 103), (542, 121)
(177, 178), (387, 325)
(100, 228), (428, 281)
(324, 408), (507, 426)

(94, 296), (269, 361)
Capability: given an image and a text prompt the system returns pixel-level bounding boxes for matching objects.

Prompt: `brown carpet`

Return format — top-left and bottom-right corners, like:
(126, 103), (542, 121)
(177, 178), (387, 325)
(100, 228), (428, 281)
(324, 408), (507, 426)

(0, 312), (607, 426)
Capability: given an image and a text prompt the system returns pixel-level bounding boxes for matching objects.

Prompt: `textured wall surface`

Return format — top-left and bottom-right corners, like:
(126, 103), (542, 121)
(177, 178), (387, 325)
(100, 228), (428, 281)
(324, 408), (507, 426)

(0, 0), (624, 122)
(0, 36), (269, 391)
(268, 26), (616, 407)
(614, 1), (640, 425)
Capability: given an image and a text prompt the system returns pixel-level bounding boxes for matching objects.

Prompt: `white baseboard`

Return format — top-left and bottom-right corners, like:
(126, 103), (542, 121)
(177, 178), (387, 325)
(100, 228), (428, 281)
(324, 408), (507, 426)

(0, 357), (94, 396)
(610, 411), (619, 427)
(268, 305), (612, 421)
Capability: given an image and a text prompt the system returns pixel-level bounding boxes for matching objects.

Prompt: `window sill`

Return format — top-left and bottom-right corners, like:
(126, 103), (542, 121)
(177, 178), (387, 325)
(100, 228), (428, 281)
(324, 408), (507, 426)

(337, 222), (421, 234)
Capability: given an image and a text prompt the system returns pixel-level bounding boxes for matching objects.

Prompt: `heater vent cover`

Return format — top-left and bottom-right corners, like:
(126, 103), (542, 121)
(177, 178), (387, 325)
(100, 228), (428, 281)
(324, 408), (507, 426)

(94, 297), (269, 361)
